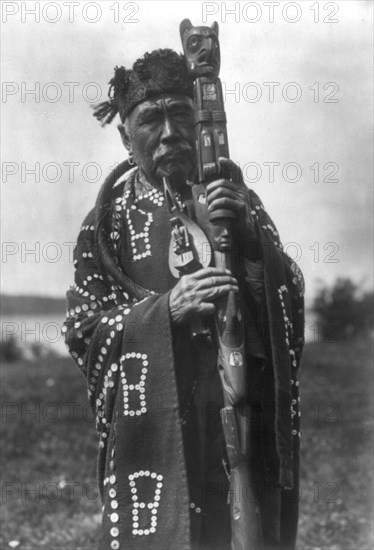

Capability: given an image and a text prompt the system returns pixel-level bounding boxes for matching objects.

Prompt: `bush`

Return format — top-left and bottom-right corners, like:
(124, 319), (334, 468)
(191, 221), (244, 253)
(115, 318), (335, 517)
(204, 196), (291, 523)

(0, 336), (23, 362)
(312, 278), (374, 340)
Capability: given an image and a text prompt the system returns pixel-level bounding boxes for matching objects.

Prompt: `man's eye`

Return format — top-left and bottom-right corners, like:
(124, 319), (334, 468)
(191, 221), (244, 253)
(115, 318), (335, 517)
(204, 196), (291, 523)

(139, 113), (159, 125)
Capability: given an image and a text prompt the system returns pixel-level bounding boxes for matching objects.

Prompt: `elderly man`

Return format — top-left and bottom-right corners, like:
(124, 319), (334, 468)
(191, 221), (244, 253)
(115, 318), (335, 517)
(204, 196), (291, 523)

(63, 49), (304, 550)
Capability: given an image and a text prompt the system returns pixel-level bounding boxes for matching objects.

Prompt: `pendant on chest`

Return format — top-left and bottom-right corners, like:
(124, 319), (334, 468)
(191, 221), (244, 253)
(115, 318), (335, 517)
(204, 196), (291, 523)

(163, 177), (212, 279)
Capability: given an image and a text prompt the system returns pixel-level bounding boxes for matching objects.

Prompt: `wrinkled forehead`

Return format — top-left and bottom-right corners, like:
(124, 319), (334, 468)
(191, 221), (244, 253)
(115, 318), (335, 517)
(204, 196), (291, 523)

(126, 93), (193, 121)
(139, 93), (193, 109)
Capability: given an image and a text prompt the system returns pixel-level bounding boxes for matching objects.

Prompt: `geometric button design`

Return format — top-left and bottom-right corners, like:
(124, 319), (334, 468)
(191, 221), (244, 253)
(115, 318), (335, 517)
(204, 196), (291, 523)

(120, 353), (148, 417)
(126, 207), (153, 262)
(128, 471), (163, 536)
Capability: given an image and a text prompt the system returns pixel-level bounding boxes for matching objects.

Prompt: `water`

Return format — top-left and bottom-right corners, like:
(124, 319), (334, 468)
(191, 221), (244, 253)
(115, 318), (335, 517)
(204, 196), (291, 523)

(1, 313), (69, 356)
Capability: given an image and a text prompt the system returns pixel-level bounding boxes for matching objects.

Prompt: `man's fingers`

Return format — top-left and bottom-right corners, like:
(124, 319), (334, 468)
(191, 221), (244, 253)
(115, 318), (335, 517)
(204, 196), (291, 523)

(171, 268), (240, 326)
(197, 284), (239, 301)
(195, 275), (238, 291)
(206, 179), (239, 195)
(208, 197), (241, 213)
(191, 267), (232, 280)
(218, 157), (243, 184)
(206, 183), (239, 203)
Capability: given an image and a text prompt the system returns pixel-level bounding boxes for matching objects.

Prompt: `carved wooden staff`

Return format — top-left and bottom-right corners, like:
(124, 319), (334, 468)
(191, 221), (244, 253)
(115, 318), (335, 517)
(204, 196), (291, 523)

(179, 19), (264, 550)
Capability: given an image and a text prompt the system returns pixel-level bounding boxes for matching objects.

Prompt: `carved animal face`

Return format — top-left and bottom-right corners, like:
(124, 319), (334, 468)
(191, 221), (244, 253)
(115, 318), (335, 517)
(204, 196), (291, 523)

(179, 19), (220, 78)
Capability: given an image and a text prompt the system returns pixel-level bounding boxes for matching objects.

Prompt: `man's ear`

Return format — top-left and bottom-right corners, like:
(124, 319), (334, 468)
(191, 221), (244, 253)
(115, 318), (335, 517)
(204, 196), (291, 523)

(117, 122), (131, 150)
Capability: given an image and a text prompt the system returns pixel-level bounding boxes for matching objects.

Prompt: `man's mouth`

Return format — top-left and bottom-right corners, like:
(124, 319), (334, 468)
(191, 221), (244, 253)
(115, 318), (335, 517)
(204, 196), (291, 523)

(154, 148), (193, 167)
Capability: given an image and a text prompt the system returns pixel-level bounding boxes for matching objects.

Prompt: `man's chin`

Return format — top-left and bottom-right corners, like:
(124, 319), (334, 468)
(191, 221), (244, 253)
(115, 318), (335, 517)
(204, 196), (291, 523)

(156, 161), (193, 188)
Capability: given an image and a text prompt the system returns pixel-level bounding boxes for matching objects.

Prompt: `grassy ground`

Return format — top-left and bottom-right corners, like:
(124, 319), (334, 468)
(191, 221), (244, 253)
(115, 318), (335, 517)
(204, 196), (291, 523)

(1, 337), (373, 549)
(1, 357), (101, 549)
(297, 337), (373, 550)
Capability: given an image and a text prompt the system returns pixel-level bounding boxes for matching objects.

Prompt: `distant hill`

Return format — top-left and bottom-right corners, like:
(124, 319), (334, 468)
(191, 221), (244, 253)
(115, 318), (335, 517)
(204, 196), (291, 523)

(0, 295), (66, 316)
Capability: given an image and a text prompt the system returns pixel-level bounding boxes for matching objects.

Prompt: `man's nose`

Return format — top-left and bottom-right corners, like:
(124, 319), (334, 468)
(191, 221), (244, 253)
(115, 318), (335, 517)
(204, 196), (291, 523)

(160, 116), (178, 143)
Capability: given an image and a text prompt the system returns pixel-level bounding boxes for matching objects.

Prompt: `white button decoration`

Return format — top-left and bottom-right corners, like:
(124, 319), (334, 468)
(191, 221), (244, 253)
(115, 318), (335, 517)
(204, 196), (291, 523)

(120, 353), (148, 417)
(128, 471), (163, 536)
(126, 207), (153, 261)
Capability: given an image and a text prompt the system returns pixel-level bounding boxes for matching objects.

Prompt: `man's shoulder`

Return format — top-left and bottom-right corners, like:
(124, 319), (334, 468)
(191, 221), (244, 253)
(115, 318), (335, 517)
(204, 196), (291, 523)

(248, 188), (265, 210)
(76, 209), (95, 238)
(77, 165), (137, 235)
(80, 208), (96, 229)
(74, 209), (96, 254)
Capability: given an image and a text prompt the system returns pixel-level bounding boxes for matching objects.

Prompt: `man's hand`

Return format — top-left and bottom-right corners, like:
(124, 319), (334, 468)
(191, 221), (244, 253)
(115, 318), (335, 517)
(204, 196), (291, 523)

(169, 267), (239, 326)
(206, 157), (259, 250)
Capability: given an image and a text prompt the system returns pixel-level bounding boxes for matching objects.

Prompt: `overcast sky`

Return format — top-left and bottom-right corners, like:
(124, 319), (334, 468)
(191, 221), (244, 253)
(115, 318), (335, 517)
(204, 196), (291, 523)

(1, 0), (373, 305)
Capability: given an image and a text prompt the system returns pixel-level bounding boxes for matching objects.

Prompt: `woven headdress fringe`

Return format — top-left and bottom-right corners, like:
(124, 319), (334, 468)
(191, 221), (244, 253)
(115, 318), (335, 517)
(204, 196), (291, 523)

(92, 100), (118, 127)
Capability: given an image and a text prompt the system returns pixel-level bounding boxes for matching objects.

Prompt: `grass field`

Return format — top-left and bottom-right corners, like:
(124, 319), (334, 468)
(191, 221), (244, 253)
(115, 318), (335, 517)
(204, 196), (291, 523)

(1, 337), (373, 549)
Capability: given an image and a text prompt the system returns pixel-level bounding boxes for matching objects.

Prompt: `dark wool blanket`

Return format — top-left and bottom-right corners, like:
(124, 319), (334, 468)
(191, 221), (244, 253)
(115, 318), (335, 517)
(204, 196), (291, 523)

(63, 161), (305, 550)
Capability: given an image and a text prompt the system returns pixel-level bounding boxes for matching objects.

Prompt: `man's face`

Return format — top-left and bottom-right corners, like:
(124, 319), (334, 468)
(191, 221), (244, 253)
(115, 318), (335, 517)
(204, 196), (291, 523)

(123, 94), (196, 189)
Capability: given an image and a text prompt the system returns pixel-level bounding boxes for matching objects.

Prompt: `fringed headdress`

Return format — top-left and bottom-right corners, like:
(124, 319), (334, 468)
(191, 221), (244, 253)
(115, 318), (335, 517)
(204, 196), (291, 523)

(93, 49), (193, 126)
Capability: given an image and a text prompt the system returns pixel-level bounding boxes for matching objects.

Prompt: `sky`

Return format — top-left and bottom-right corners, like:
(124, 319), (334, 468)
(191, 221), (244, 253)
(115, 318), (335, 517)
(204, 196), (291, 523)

(1, 0), (373, 305)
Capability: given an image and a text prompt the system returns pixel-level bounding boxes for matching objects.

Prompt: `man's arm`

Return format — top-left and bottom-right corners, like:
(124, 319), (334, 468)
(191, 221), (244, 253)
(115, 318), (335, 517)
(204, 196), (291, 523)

(63, 210), (167, 438)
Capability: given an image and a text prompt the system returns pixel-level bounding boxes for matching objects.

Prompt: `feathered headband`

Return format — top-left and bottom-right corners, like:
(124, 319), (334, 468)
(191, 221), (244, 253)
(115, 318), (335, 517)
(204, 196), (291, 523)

(93, 49), (193, 126)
